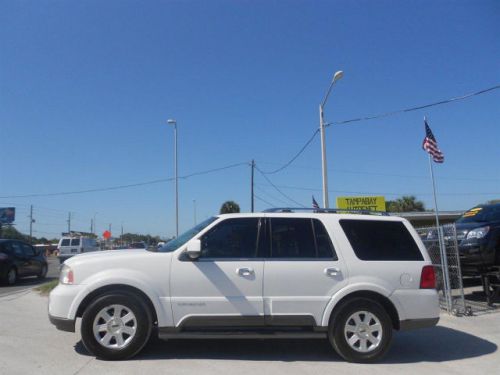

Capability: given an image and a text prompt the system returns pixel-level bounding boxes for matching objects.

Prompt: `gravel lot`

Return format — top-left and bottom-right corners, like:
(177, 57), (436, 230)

(0, 288), (499, 375)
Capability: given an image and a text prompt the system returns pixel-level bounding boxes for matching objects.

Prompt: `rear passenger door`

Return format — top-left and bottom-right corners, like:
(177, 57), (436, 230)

(263, 217), (347, 326)
(21, 243), (40, 275)
(9, 241), (30, 276)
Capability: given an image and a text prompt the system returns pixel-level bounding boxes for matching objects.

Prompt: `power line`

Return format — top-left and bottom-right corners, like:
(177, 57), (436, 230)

(0, 162), (248, 199)
(254, 194), (275, 208)
(254, 165), (306, 207)
(256, 161), (500, 183)
(327, 84), (500, 126)
(254, 185), (290, 206)
(254, 182), (500, 197)
(260, 129), (319, 174)
(258, 84), (500, 175)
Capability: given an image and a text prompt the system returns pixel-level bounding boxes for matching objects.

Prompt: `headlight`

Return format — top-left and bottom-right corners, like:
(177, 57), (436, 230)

(466, 226), (490, 240)
(59, 265), (74, 285)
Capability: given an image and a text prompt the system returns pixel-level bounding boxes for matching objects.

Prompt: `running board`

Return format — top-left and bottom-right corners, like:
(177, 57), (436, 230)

(158, 330), (327, 340)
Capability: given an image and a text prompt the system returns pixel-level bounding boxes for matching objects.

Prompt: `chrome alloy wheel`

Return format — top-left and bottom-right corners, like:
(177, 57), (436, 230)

(92, 304), (137, 350)
(344, 310), (383, 353)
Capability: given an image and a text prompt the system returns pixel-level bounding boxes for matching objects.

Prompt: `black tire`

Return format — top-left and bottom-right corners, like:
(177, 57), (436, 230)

(5, 267), (17, 285)
(80, 293), (152, 360)
(38, 264), (48, 279)
(328, 298), (393, 363)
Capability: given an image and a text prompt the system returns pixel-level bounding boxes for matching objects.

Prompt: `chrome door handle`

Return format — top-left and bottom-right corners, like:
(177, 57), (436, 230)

(237, 267), (254, 276)
(324, 267), (341, 277)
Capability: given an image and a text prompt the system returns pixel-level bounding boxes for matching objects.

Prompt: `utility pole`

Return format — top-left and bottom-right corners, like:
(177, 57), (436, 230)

(90, 218), (94, 234)
(67, 212), (71, 233)
(251, 160), (255, 212)
(29, 205), (34, 243)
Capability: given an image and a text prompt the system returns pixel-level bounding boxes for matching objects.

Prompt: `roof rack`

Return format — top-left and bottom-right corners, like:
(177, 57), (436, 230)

(262, 208), (390, 216)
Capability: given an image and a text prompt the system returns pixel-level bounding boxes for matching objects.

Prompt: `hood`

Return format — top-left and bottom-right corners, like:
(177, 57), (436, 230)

(64, 249), (148, 267)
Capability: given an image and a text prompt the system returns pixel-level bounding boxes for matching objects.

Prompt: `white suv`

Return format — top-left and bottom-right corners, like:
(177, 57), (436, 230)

(49, 210), (440, 362)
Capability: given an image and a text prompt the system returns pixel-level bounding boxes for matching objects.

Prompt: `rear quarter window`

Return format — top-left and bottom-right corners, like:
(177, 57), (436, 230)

(60, 239), (70, 246)
(339, 219), (423, 261)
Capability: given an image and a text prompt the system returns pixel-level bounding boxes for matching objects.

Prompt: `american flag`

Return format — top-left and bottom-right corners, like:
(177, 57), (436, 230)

(422, 119), (444, 163)
(312, 196), (320, 209)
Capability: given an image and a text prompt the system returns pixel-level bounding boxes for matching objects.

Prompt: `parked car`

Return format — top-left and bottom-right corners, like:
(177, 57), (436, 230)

(49, 210), (439, 363)
(57, 236), (100, 264)
(127, 241), (148, 250)
(455, 203), (500, 275)
(0, 239), (48, 285)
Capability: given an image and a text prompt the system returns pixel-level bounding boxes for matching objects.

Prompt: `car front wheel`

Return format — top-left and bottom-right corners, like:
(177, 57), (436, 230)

(329, 298), (392, 363)
(80, 293), (152, 360)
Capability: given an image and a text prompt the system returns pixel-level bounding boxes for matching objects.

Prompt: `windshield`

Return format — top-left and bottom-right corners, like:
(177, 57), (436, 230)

(456, 205), (500, 224)
(157, 216), (218, 253)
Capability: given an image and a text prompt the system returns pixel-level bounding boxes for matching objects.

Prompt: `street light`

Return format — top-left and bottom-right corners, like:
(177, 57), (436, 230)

(167, 119), (179, 237)
(319, 70), (343, 208)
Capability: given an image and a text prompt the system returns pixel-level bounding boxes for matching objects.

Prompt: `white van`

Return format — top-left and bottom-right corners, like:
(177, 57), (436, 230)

(57, 236), (99, 264)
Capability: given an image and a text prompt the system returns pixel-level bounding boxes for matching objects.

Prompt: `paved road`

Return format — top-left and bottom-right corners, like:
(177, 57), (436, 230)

(0, 290), (499, 375)
(0, 256), (59, 297)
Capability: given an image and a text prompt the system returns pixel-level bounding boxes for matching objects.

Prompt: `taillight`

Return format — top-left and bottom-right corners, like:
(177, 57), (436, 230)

(420, 265), (436, 289)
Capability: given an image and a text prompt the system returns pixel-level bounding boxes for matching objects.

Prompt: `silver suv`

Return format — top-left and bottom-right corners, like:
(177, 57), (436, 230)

(49, 209), (439, 362)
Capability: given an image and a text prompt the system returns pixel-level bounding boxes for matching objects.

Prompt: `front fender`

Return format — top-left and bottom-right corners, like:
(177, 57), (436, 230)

(68, 269), (172, 327)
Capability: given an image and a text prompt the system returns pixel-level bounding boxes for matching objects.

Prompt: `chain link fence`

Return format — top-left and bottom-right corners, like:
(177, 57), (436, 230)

(416, 224), (469, 315)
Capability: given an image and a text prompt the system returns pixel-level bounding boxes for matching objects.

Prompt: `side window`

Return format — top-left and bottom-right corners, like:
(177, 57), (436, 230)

(340, 219), (424, 261)
(10, 242), (23, 257)
(71, 238), (81, 246)
(22, 244), (35, 257)
(313, 219), (338, 260)
(61, 239), (70, 246)
(201, 218), (260, 258)
(270, 218), (316, 258)
(0, 243), (11, 255)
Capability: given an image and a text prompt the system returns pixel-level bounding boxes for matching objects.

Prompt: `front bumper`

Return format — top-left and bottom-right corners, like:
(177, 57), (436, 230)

(48, 283), (85, 330)
(49, 314), (75, 332)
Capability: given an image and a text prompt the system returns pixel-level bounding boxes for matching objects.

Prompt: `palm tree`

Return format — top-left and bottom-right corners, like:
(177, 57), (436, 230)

(386, 196), (425, 212)
(220, 201), (241, 214)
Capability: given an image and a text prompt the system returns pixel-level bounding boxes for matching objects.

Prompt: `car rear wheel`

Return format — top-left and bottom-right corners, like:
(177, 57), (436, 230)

(81, 293), (152, 360)
(38, 264), (48, 279)
(6, 268), (17, 285)
(329, 298), (392, 363)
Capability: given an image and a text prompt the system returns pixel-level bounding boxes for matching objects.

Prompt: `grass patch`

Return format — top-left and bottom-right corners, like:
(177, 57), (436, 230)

(35, 279), (59, 295)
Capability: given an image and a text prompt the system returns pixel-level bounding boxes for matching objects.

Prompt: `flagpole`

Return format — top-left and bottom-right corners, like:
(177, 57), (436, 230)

(427, 146), (452, 312)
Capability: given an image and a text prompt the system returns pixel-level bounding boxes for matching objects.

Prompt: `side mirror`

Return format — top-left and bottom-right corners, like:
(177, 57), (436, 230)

(186, 239), (201, 259)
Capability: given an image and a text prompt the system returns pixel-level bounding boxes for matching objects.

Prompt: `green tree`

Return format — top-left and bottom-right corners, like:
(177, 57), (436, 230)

(0, 225), (29, 241)
(220, 201), (240, 214)
(385, 195), (425, 212)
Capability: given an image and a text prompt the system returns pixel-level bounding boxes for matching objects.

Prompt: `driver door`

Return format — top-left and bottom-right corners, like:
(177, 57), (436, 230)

(170, 217), (265, 328)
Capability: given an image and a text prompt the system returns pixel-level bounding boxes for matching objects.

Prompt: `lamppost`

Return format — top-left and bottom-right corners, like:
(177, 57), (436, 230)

(167, 119), (179, 237)
(319, 70), (344, 208)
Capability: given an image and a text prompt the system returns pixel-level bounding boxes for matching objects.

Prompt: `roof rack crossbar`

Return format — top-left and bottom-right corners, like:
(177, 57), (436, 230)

(262, 208), (390, 216)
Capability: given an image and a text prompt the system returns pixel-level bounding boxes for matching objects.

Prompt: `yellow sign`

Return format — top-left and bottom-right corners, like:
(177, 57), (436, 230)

(337, 196), (386, 212)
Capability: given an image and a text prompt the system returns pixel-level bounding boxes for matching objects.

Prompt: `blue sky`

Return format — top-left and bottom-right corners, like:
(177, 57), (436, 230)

(1, 0), (499, 239)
